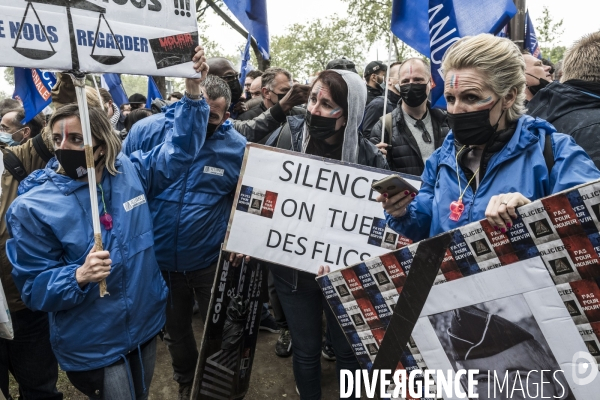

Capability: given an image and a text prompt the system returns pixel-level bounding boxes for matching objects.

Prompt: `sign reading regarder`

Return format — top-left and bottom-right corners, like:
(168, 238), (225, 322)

(0, 0), (200, 77)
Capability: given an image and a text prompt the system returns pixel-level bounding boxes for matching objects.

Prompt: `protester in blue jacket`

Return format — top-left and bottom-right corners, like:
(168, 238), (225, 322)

(6, 51), (210, 400)
(122, 74), (247, 398)
(379, 35), (600, 242)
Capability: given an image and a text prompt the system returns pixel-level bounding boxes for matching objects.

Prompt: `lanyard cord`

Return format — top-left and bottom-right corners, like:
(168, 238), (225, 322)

(455, 145), (480, 202)
(98, 183), (108, 214)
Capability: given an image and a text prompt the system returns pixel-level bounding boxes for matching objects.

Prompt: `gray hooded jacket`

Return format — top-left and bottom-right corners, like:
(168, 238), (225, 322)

(267, 70), (388, 169)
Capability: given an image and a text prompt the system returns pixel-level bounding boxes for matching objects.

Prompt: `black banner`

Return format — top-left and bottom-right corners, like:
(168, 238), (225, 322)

(191, 250), (265, 400)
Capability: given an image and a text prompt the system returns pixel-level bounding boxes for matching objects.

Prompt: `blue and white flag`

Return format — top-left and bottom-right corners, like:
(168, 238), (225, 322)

(239, 33), (253, 91)
(222, 0), (269, 59)
(497, 24), (510, 38)
(391, 0), (517, 108)
(525, 10), (542, 59)
(101, 74), (129, 108)
(146, 76), (163, 109)
(12, 68), (56, 124)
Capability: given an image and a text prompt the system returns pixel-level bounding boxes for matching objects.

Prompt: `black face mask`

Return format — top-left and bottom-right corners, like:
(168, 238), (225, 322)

(305, 112), (343, 140)
(227, 80), (243, 103)
(207, 123), (219, 137)
(526, 73), (550, 96)
(274, 91), (287, 102)
(400, 83), (429, 107)
(55, 145), (102, 180)
(447, 100), (504, 146)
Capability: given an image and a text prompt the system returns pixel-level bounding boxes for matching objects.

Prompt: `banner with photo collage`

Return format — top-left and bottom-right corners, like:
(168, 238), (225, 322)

(317, 179), (600, 399)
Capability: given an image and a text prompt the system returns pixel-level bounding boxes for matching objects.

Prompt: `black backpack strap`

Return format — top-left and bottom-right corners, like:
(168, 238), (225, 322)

(1, 148), (28, 182)
(276, 124), (293, 150)
(32, 133), (53, 163)
(543, 133), (555, 173)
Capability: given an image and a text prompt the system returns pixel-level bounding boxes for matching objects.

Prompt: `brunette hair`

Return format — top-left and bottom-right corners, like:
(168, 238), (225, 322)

(310, 70), (349, 119)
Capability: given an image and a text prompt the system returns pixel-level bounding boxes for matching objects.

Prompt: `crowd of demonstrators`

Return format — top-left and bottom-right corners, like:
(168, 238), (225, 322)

(1, 26), (600, 400)
(369, 58), (450, 175)
(238, 67), (289, 121)
(243, 70), (264, 111)
(528, 32), (600, 169)
(378, 34), (600, 243)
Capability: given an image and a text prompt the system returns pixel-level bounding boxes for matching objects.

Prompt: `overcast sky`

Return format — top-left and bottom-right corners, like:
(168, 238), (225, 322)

(1, 0), (599, 93)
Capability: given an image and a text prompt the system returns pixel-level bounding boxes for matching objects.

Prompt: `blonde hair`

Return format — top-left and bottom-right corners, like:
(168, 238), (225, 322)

(561, 31), (600, 83)
(49, 104), (122, 176)
(442, 34), (526, 122)
(85, 87), (103, 110)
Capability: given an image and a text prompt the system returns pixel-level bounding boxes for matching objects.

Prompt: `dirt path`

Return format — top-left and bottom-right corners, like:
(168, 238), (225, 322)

(10, 312), (341, 399)
(149, 313), (340, 399)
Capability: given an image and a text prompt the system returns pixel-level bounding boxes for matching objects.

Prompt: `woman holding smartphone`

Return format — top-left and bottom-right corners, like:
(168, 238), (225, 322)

(379, 34), (600, 241)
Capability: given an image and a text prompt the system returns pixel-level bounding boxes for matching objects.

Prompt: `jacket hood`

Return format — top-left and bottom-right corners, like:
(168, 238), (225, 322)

(527, 81), (600, 123)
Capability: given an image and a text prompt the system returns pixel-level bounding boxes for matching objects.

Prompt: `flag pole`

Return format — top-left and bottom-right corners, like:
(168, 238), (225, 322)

(70, 73), (109, 298)
(91, 75), (104, 112)
(380, 31), (395, 145)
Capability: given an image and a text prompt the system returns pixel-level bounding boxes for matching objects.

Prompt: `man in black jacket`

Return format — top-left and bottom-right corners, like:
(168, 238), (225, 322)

(364, 61), (387, 105)
(361, 61), (403, 138)
(528, 32), (600, 168)
(369, 58), (449, 175)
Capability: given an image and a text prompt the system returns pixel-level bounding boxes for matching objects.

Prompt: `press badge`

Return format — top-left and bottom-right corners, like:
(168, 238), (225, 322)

(123, 194), (147, 212)
(203, 166), (224, 176)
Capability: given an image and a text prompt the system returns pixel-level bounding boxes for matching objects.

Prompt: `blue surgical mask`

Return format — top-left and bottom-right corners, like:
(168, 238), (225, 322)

(0, 132), (19, 147)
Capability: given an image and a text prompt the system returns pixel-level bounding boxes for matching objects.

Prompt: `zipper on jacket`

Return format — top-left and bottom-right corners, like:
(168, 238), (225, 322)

(172, 169), (190, 272)
(102, 181), (134, 350)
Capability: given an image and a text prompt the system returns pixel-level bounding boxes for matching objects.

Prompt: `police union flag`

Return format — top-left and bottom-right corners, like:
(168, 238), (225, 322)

(391, 0), (517, 108)
(12, 68), (56, 124)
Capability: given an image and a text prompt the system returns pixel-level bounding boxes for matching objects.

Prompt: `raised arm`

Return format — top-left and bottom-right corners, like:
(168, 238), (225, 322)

(130, 48), (210, 199)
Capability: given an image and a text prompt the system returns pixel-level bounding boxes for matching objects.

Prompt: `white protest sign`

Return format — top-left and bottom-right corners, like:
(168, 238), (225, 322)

(0, 0), (199, 77)
(224, 144), (421, 274)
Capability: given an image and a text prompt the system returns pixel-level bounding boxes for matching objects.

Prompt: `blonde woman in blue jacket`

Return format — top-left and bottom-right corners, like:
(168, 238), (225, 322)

(6, 51), (209, 399)
(379, 34), (600, 241)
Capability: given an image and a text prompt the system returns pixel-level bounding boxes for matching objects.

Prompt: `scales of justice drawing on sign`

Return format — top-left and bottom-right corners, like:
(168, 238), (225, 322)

(1, 0), (200, 77)
(13, 0), (124, 69)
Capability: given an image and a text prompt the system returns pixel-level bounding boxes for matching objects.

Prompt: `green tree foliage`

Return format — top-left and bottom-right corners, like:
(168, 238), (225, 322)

(340, 0), (421, 61)
(341, 0), (390, 48)
(4, 68), (14, 86)
(120, 75), (148, 98)
(270, 16), (366, 80)
(535, 6), (566, 63)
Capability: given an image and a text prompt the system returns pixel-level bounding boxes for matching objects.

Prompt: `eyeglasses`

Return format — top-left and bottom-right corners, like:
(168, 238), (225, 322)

(0, 126), (22, 134)
(415, 119), (432, 143)
(221, 73), (240, 83)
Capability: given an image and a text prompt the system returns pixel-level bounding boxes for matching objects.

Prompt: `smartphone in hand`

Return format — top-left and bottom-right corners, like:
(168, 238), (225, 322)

(371, 175), (419, 197)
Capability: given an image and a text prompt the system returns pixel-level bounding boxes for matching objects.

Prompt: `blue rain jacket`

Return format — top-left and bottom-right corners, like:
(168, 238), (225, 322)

(387, 115), (600, 242)
(123, 109), (247, 272)
(6, 96), (209, 371)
